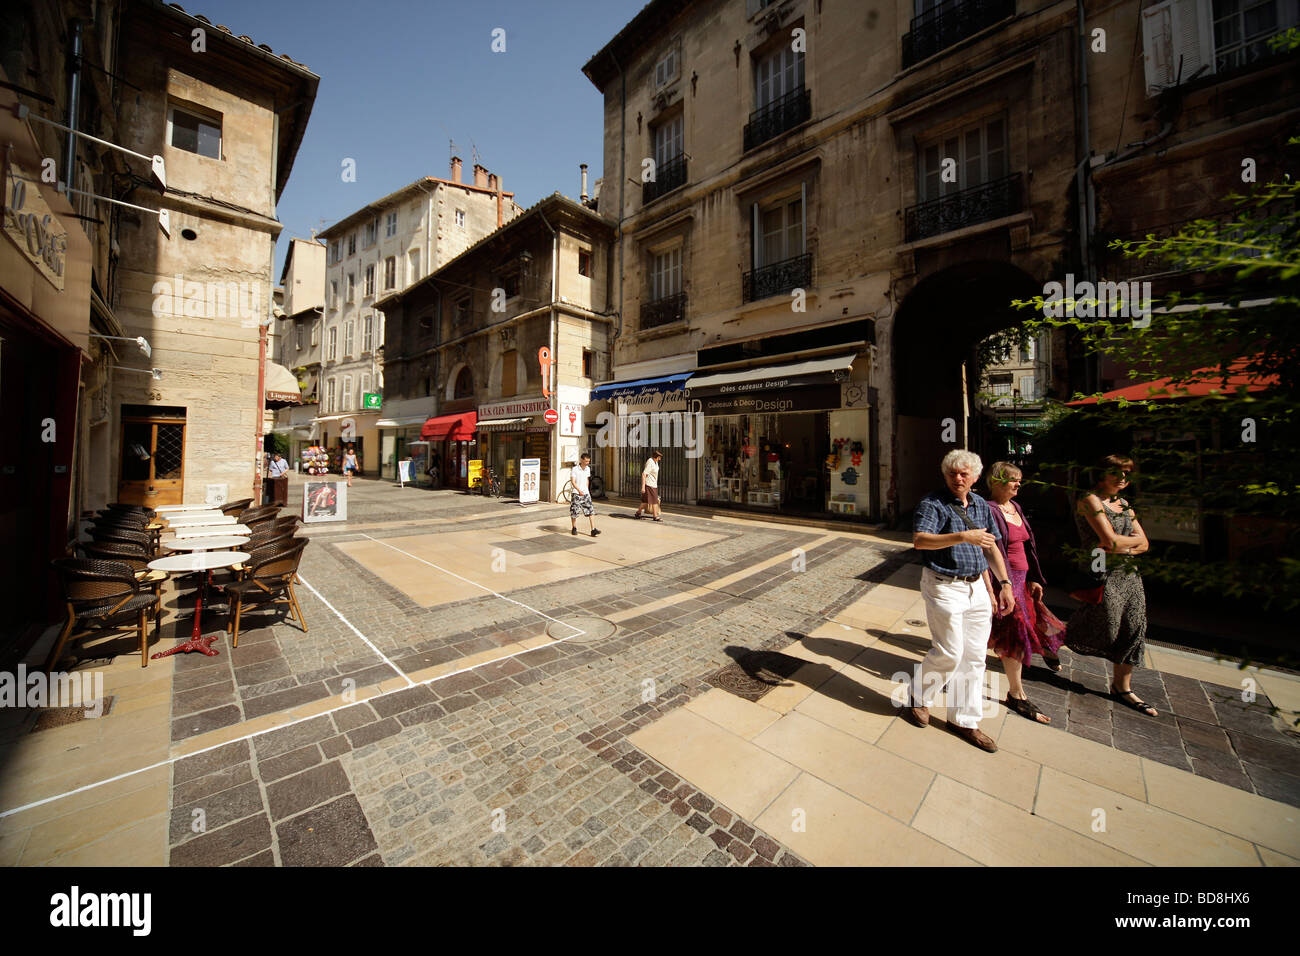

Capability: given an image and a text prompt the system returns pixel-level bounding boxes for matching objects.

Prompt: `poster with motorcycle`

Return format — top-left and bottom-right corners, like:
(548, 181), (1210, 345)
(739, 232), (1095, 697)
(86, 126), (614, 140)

(303, 480), (347, 523)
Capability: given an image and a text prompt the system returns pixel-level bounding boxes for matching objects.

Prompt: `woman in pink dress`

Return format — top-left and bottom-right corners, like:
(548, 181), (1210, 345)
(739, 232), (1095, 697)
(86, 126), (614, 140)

(985, 462), (1066, 724)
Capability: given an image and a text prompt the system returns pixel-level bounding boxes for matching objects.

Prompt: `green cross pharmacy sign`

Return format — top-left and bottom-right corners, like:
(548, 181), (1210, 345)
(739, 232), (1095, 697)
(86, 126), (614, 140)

(362, 393), (382, 410)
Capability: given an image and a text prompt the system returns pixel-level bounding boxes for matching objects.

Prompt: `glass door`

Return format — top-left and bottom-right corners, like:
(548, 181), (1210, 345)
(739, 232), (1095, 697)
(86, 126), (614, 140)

(118, 416), (186, 506)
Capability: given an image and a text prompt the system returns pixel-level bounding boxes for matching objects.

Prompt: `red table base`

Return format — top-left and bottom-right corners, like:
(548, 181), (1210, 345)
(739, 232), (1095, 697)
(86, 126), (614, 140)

(151, 569), (224, 659)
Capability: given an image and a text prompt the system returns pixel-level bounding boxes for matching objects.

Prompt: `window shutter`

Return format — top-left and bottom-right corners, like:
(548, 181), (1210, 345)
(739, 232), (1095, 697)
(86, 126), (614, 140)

(1142, 1), (1174, 95)
(1143, 0), (1214, 96)
(752, 202), (761, 269)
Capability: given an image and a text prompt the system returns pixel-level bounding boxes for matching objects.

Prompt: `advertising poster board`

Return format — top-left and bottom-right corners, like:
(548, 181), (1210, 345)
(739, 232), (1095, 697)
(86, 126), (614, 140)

(398, 459), (412, 486)
(519, 458), (541, 504)
(303, 481), (347, 523)
(468, 459), (484, 490)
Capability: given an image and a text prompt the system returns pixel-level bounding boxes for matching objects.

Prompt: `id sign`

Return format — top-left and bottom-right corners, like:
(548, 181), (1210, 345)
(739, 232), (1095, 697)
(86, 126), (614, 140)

(519, 458), (541, 504)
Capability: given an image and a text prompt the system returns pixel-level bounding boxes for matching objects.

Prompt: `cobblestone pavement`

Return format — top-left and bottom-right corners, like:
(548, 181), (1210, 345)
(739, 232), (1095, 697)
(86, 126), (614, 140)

(159, 478), (1298, 866)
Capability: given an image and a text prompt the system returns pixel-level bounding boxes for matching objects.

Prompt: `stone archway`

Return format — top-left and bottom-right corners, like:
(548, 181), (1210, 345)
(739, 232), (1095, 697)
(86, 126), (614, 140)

(890, 260), (1042, 517)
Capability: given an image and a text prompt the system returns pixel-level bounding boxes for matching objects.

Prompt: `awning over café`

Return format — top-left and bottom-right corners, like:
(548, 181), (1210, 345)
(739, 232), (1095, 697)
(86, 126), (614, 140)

(420, 411), (477, 441)
(475, 417), (531, 432)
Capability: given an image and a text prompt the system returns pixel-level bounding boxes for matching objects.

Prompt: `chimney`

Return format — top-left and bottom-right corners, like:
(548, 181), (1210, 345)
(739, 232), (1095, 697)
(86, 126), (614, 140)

(580, 164), (589, 202)
(488, 172), (499, 193)
(450, 156), (462, 183)
(473, 163), (489, 188)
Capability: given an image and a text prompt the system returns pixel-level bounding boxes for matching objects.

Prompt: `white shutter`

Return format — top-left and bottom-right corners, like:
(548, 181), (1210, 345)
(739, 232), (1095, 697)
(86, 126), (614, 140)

(1143, 0), (1214, 96)
(752, 203), (761, 269)
(800, 182), (807, 256)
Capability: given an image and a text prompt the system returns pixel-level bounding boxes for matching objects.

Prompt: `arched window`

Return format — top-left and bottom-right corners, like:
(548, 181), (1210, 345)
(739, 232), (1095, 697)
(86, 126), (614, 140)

(454, 366), (474, 399)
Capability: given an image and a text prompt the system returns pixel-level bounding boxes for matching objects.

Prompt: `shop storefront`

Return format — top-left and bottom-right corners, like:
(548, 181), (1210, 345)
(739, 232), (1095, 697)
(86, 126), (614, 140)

(476, 397), (551, 498)
(415, 410), (477, 489)
(590, 373), (692, 505)
(378, 415), (431, 481)
(686, 352), (873, 519)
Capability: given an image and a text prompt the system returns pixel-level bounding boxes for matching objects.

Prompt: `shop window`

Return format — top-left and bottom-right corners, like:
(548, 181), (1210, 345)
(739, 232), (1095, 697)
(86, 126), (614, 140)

(502, 350), (518, 395)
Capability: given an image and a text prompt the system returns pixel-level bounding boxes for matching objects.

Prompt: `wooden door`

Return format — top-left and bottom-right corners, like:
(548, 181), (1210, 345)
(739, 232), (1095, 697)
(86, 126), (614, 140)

(118, 417), (186, 506)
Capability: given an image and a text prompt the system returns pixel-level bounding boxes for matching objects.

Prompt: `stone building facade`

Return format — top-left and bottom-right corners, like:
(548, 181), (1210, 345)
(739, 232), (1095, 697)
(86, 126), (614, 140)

(273, 236), (327, 462)
(316, 163), (523, 479)
(378, 193), (615, 500)
(583, 0), (1297, 522)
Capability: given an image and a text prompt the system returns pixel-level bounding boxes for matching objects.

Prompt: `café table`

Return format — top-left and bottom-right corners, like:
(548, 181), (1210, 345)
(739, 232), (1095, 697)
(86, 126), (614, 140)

(163, 535), (249, 553)
(168, 524), (252, 539)
(147, 551), (249, 658)
(154, 504), (225, 514)
(165, 514), (236, 529)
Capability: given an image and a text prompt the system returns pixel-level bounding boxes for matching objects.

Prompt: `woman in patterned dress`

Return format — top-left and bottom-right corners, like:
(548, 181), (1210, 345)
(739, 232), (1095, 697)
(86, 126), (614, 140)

(1064, 455), (1157, 716)
(986, 462), (1066, 723)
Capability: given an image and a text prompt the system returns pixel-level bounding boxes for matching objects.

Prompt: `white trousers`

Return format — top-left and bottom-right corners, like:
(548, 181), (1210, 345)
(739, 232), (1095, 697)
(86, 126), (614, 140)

(915, 567), (993, 729)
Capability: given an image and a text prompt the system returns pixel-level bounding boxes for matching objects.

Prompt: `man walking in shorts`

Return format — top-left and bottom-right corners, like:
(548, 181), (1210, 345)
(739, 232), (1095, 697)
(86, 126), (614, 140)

(633, 450), (664, 521)
(570, 452), (601, 537)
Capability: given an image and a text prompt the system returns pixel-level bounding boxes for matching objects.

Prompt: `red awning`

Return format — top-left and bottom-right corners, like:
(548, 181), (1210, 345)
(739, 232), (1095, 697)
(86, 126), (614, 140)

(1068, 362), (1277, 406)
(421, 411), (476, 440)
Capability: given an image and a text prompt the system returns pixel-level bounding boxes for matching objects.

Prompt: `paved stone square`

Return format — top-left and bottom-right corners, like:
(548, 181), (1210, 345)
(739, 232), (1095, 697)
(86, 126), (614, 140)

(1, 475), (1297, 866)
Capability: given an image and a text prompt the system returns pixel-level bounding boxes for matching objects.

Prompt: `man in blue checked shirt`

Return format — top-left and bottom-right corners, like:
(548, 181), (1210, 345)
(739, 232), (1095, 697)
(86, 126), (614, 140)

(905, 449), (1016, 753)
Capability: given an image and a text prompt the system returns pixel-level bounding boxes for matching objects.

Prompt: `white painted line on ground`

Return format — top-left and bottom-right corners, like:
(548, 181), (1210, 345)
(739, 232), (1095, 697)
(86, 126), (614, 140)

(295, 573), (413, 687)
(357, 533), (585, 637)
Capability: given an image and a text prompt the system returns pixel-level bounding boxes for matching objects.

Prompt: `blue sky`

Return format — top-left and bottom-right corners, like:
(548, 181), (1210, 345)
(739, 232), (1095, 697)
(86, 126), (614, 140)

(188, 0), (646, 276)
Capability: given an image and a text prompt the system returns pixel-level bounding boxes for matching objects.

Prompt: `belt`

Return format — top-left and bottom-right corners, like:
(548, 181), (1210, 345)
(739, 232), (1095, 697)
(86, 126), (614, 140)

(926, 569), (983, 583)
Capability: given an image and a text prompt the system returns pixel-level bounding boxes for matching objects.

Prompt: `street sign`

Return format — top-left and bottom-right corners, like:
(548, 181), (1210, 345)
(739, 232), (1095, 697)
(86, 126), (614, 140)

(543, 409), (558, 425)
(362, 393), (382, 409)
(560, 402), (582, 437)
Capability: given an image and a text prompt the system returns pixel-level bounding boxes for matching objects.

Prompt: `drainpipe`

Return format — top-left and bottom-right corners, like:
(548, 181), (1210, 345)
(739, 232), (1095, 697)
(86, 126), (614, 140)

(64, 20), (82, 193)
(538, 207), (560, 500)
(1076, 0), (1099, 392)
(611, 50), (626, 344)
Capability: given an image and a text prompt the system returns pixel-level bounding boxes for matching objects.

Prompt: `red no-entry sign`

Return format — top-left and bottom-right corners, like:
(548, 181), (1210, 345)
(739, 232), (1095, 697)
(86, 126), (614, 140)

(543, 409), (558, 424)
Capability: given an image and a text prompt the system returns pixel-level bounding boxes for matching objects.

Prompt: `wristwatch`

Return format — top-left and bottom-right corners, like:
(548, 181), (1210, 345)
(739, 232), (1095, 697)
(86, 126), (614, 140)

(997, 580), (1011, 589)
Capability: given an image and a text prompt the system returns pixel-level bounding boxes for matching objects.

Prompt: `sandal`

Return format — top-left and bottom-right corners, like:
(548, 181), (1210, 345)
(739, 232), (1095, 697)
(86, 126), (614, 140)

(1110, 686), (1158, 717)
(1005, 695), (1051, 724)
(1043, 656), (1062, 673)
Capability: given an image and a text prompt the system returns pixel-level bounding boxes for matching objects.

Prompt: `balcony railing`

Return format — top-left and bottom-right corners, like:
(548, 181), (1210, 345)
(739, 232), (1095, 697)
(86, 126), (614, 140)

(743, 253), (812, 303)
(743, 86), (811, 152)
(904, 172), (1022, 242)
(644, 154), (688, 204)
(902, 0), (1016, 68)
(641, 292), (687, 330)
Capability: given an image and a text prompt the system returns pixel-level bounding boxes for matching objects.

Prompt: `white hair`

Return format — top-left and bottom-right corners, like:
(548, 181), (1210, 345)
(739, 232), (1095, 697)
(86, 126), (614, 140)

(941, 449), (983, 479)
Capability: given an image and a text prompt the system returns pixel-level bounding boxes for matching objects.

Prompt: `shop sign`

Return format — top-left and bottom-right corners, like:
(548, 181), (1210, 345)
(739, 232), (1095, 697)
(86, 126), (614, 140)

(699, 384), (840, 416)
(525, 425), (551, 434)
(687, 371), (840, 398)
(478, 396), (548, 419)
(559, 403), (582, 437)
(362, 393), (382, 409)
(614, 388), (686, 413)
(3, 159), (68, 291)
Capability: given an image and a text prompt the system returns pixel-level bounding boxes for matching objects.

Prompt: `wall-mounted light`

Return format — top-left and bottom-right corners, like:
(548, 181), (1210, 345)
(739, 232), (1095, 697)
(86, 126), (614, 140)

(110, 365), (163, 380)
(15, 103), (166, 190)
(92, 333), (151, 358)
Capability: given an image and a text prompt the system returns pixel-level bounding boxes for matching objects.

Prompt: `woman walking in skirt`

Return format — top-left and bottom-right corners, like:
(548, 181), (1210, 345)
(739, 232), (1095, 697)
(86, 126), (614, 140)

(1064, 454), (1157, 717)
(986, 462), (1066, 723)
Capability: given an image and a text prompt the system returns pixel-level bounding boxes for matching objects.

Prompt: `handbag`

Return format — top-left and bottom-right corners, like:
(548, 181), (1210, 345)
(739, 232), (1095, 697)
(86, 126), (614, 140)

(1065, 567), (1105, 604)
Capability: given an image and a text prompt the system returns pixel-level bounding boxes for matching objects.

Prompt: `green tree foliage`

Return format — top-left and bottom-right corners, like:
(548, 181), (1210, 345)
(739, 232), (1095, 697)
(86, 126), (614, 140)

(1013, 181), (1300, 613)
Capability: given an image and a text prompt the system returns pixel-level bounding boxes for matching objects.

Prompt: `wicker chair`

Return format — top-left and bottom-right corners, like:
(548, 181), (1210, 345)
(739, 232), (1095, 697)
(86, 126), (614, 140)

(80, 542), (166, 614)
(47, 558), (162, 670)
(221, 497), (254, 516)
(89, 527), (155, 554)
(224, 539), (308, 647)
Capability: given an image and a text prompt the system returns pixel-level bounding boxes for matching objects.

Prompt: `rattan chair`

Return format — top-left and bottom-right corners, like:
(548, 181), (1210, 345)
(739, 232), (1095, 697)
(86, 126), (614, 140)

(221, 497), (254, 516)
(89, 526), (155, 551)
(47, 558), (162, 670)
(80, 542), (166, 614)
(224, 539), (308, 647)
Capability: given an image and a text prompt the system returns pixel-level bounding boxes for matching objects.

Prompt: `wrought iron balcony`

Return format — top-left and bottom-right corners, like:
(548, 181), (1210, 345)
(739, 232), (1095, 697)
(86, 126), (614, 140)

(902, 0), (1016, 68)
(904, 173), (1023, 242)
(641, 292), (687, 330)
(743, 86), (812, 152)
(643, 154), (687, 204)
(743, 253), (812, 303)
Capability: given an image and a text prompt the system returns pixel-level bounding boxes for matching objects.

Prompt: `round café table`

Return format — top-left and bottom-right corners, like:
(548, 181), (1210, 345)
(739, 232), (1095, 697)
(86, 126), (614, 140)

(163, 535), (249, 552)
(169, 524), (252, 539)
(165, 514), (236, 529)
(154, 504), (225, 514)
(147, 551), (249, 658)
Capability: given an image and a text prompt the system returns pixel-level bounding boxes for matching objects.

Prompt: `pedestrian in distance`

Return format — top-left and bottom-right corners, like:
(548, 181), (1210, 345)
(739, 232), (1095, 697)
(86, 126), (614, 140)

(268, 452), (289, 478)
(906, 449), (1016, 753)
(1064, 454), (1157, 716)
(342, 444), (359, 488)
(633, 450), (664, 521)
(985, 461), (1066, 724)
(570, 452), (601, 537)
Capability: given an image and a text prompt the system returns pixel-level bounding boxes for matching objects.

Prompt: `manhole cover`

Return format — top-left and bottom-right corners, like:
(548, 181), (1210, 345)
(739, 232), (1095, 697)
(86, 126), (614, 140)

(545, 616), (617, 644)
(705, 651), (804, 702)
(905, 619), (926, 627)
